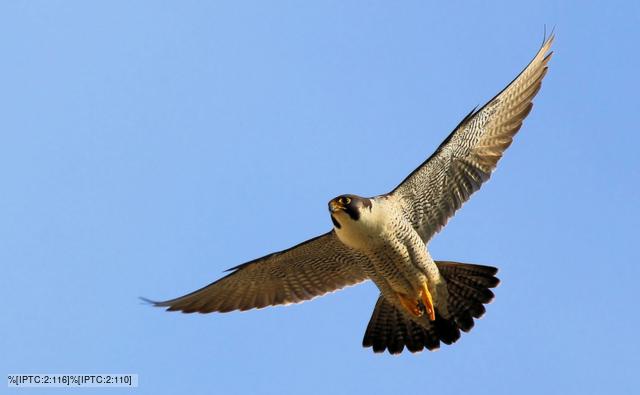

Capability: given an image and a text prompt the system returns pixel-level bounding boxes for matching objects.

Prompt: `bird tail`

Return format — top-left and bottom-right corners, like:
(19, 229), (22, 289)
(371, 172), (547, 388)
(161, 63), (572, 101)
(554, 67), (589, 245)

(362, 261), (499, 354)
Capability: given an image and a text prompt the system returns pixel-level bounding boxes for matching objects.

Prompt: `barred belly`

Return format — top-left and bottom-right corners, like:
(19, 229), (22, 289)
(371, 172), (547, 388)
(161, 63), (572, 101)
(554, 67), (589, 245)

(362, 228), (447, 316)
(365, 240), (428, 294)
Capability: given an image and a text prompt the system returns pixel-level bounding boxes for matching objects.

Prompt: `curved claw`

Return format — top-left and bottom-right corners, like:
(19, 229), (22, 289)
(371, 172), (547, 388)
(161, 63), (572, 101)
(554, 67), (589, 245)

(420, 282), (436, 321)
(397, 283), (436, 321)
(398, 293), (423, 317)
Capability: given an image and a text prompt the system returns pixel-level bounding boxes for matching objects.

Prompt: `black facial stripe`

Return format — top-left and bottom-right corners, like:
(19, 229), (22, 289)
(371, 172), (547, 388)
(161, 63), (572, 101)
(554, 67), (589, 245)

(328, 194), (370, 223)
(331, 215), (341, 229)
(345, 206), (360, 221)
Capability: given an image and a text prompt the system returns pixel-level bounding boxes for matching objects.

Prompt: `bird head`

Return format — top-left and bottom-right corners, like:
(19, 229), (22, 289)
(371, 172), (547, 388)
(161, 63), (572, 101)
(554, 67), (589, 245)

(328, 194), (372, 229)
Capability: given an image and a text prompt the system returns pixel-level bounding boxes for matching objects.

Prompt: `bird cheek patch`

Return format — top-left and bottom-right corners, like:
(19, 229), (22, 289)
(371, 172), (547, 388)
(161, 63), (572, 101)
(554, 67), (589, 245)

(345, 206), (360, 221)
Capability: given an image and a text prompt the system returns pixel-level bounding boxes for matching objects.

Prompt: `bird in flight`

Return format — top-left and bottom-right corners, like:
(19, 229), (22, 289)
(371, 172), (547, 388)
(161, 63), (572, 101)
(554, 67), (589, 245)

(147, 36), (553, 354)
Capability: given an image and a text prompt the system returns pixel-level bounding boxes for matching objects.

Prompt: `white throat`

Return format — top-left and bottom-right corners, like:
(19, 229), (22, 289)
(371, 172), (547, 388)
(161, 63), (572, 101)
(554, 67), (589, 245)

(333, 198), (390, 250)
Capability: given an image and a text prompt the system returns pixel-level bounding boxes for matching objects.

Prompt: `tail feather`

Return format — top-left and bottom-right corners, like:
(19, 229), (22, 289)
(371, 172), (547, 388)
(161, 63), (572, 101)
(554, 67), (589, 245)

(363, 296), (442, 354)
(445, 277), (495, 304)
(362, 261), (499, 354)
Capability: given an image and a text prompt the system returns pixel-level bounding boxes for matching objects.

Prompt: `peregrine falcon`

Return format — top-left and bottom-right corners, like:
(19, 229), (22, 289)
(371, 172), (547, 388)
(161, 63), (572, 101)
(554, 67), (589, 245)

(147, 36), (553, 354)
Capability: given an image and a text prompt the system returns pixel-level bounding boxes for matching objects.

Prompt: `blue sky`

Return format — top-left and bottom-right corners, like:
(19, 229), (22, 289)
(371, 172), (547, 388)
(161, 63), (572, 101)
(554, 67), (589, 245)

(2, 1), (639, 394)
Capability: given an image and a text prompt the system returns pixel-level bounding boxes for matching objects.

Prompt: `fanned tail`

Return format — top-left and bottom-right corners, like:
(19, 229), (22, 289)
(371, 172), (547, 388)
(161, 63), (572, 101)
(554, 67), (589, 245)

(362, 261), (499, 354)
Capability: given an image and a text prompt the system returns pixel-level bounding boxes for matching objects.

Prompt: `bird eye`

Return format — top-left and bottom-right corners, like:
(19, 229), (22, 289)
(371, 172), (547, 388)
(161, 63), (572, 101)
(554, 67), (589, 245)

(344, 197), (351, 204)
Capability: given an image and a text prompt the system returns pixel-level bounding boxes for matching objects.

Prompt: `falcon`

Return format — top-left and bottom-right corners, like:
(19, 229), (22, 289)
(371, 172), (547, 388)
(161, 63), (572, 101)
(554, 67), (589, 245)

(147, 36), (553, 354)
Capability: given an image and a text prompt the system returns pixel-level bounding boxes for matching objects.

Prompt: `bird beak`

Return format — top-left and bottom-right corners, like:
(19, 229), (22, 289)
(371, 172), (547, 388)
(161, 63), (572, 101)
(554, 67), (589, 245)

(329, 199), (344, 213)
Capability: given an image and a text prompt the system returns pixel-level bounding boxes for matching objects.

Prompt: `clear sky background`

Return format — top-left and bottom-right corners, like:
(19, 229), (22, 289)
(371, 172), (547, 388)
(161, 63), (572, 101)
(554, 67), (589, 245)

(2, 1), (639, 394)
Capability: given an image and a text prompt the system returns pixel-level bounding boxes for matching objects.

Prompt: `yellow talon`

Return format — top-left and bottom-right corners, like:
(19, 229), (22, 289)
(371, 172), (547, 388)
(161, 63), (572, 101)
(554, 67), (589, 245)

(398, 293), (423, 317)
(420, 282), (436, 321)
(397, 284), (435, 321)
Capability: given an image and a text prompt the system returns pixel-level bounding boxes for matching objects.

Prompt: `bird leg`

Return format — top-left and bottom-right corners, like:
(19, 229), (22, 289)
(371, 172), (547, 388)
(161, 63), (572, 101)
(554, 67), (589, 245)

(398, 293), (423, 317)
(420, 282), (436, 321)
(397, 283), (435, 321)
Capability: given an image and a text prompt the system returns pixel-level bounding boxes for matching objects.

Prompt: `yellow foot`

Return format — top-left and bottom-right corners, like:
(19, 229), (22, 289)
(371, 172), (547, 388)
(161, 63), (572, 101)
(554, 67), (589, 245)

(398, 293), (423, 317)
(397, 284), (436, 321)
(420, 282), (436, 321)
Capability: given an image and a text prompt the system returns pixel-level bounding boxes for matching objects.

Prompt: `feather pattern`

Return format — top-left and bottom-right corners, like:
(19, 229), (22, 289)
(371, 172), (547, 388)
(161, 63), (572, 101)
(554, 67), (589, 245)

(363, 261), (499, 354)
(391, 36), (554, 243)
(147, 231), (369, 313)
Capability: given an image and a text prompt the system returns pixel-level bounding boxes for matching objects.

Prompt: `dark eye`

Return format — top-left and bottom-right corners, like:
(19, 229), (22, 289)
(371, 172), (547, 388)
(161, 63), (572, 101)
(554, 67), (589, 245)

(344, 197), (351, 204)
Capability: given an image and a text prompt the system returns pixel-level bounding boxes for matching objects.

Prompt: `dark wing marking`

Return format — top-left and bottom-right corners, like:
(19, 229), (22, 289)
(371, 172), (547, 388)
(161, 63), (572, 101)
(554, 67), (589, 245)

(146, 231), (369, 313)
(391, 35), (554, 242)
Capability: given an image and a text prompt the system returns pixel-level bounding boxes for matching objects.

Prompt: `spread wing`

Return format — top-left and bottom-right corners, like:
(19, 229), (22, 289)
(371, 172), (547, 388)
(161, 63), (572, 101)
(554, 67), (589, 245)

(391, 35), (554, 243)
(146, 231), (369, 313)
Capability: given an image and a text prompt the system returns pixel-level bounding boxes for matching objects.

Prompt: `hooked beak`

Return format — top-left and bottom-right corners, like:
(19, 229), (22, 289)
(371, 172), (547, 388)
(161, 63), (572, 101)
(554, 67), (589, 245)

(329, 199), (345, 213)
